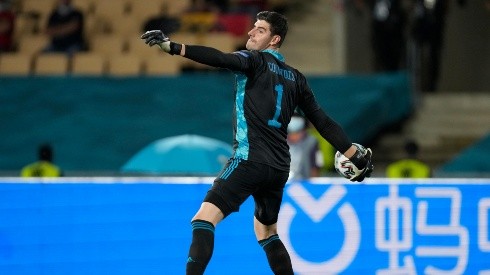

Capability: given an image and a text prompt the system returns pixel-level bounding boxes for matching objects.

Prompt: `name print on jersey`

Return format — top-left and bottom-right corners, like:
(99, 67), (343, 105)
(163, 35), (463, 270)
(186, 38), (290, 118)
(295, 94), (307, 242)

(268, 62), (295, 82)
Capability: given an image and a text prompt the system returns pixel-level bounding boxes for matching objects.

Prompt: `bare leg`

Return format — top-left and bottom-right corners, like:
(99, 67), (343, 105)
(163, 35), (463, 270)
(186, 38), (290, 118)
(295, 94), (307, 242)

(192, 202), (225, 226)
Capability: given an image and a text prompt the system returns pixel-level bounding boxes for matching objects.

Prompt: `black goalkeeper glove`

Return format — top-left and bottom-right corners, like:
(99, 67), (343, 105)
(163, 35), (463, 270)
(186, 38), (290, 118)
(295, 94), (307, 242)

(141, 30), (171, 53)
(349, 144), (374, 182)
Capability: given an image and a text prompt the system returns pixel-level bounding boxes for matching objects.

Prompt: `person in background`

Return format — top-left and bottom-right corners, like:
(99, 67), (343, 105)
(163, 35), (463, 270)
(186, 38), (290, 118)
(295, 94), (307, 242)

(43, 0), (86, 55)
(370, 0), (408, 72)
(411, 0), (466, 92)
(287, 114), (323, 180)
(142, 6), (181, 34)
(21, 144), (63, 177)
(0, 0), (15, 52)
(307, 119), (337, 175)
(386, 139), (430, 178)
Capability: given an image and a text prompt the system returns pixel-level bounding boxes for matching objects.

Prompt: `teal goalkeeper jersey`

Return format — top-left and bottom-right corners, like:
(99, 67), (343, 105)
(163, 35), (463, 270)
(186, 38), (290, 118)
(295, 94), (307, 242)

(183, 46), (352, 171)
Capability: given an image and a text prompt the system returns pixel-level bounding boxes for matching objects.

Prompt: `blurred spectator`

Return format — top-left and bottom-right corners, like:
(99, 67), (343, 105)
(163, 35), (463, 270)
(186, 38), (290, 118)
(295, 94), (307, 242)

(186, 0), (223, 13)
(410, 0), (466, 92)
(0, 0), (15, 52)
(232, 0), (267, 15)
(370, 0), (408, 71)
(43, 0), (86, 55)
(180, 0), (221, 33)
(21, 144), (63, 177)
(287, 114), (324, 180)
(386, 140), (430, 178)
(207, 0), (231, 12)
(142, 7), (181, 34)
(308, 126), (336, 175)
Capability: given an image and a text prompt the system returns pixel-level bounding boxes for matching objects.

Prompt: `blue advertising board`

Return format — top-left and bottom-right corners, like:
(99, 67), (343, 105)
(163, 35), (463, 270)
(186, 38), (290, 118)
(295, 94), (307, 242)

(0, 178), (489, 274)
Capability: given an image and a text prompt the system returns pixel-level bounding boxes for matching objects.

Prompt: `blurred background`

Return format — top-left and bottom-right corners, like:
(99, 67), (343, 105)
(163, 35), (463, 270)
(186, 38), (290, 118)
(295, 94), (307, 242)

(0, 0), (489, 178)
(0, 1), (489, 274)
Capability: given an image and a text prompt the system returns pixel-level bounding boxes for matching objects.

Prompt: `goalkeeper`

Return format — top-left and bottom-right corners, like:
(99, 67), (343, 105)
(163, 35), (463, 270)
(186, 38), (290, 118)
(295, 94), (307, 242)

(141, 11), (373, 275)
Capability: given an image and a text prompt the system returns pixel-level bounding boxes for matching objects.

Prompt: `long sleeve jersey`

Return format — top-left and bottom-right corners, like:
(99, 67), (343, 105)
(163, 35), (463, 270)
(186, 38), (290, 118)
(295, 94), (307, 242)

(182, 45), (352, 171)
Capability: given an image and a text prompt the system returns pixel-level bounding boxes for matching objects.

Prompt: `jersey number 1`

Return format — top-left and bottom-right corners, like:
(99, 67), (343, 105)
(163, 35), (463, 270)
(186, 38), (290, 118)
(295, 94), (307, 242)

(268, 84), (283, 128)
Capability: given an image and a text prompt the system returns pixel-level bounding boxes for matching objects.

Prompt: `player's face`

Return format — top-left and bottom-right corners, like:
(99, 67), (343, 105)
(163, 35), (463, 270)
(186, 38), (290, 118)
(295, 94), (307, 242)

(246, 20), (280, 51)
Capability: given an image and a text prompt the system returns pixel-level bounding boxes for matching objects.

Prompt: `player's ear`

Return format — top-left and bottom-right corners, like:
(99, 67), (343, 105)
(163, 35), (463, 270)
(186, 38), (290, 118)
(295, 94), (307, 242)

(270, 35), (281, 47)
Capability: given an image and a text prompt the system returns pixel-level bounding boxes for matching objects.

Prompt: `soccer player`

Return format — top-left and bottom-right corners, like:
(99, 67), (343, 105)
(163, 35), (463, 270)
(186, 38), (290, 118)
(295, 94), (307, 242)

(141, 11), (373, 275)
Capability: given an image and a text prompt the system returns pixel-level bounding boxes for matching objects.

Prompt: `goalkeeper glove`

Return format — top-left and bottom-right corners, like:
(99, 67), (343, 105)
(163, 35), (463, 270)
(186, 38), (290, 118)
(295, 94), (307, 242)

(349, 144), (374, 182)
(141, 30), (174, 53)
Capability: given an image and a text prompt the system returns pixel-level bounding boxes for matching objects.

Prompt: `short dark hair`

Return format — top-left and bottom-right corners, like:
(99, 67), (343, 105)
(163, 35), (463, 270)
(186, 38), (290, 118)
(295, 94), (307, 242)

(256, 11), (288, 47)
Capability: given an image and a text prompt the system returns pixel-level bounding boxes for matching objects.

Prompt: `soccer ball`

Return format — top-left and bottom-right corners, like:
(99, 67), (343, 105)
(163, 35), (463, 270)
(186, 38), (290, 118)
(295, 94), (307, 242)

(334, 143), (365, 180)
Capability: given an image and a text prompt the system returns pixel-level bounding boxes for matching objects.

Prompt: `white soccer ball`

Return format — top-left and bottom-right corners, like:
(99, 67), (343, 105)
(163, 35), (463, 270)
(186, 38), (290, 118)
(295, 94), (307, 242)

(334, 143), (365, 180)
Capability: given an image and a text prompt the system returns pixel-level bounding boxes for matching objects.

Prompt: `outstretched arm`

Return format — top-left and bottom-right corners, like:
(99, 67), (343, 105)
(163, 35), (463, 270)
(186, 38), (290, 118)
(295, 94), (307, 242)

(141, 30), (245, 71)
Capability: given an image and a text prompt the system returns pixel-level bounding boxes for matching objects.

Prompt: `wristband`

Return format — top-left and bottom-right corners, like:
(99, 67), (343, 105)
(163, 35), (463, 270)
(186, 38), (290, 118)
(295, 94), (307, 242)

(350, 149), (367, 169)
(169, 42), (182, 55)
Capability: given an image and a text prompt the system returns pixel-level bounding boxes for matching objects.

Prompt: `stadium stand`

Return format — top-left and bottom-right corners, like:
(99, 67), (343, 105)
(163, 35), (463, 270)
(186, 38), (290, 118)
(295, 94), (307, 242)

(71, 52), (106, 75)
(203, 32), (237, 53)
(111, 16), (141, 37)
(107, 54), (141, 76)
(89, 34), (126, 58)
(72, 0), (94, 14)
(127, 36), (161, 59)
(128, 0), (165, 22)
(17, 34), (48, 56)
(163, 0), (190, 17)
(20, 0), (55, 17)
(0, 53), (32, 75)
(12, 14), (37, 46)
(33, 53), (69, 75)
(91, 0), (128, 34)
(20, 0), (53, 33)
(179, 12), (217, 34)
(144, 54), (181, 76)
(2, 0), (284, 76)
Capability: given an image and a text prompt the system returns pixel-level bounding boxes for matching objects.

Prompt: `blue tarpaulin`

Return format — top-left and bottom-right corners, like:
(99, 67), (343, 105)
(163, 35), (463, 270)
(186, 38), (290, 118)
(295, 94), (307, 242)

(121, 135), (233, 175)
(439, 133), (490, 174)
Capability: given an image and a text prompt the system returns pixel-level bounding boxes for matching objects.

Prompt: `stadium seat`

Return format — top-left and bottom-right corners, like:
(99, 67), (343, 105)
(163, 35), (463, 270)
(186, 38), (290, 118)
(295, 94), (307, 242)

(203, 32), (237, 53)
(127, 36), (162, 59)
(163, 0), (190, 16)
(107, 54), (142, 76)
(83, 14), (101, 39)
(0, 54), (32, 75)
(21, 0), (55, 16)
(71, 53), (106, 75)
(33, 53), (69, 75)
(111, 16), (142, 37)
(92, 0), (129, 33)
(180, 12), (217, 34)
(13, 15), (38, 48)
(17, 34), (49, 56)
(72, 0), (94, 14)
(171, 32), (198, 45)
(89, 34), (126, 58)
(92, 0), (128, 18)
(21, 0), (55, 31)
(144, 55), (181, 76)
(128, 0), (164, 22)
